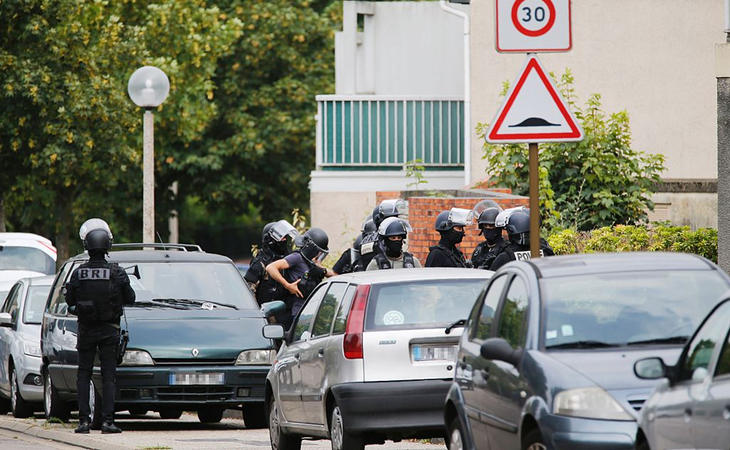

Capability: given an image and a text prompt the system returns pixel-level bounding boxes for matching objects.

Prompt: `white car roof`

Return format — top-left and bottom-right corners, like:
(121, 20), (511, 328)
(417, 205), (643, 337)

(0, 232), (57, 260)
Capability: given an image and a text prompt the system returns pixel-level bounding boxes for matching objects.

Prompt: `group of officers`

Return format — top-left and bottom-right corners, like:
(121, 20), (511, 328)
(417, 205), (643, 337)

(244, 199), (554, 327)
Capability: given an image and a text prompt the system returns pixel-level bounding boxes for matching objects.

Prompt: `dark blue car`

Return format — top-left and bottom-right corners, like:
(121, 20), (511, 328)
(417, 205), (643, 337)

(444, 253), (730, 450)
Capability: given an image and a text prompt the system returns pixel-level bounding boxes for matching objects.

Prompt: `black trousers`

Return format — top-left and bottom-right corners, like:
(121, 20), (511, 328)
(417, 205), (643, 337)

(77, 323), (119, 423)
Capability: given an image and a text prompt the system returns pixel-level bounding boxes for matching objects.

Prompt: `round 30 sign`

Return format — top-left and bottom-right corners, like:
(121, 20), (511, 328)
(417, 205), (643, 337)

(496, 0), (572, 53)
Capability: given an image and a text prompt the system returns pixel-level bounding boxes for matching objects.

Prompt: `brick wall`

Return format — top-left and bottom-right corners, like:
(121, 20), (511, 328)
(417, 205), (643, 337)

(375, 191), (529, 263)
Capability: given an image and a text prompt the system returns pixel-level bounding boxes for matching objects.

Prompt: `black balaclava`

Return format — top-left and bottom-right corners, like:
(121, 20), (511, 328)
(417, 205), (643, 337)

(444, 228), (465, 246)
(271, 240), (288, 256)
(483, 228), (502, 245)
(88, 249), (106, 261)
(384, 238), (404, 258)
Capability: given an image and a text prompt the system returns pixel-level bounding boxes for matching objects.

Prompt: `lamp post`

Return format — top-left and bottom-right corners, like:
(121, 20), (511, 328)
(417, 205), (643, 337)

(127, 66), (170, 244)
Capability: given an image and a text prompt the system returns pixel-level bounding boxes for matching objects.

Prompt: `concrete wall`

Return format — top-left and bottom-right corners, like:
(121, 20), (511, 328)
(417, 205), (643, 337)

(470, 0), (726, 182)
(336, 1), (467, 95)
(310, 191), (376, 256)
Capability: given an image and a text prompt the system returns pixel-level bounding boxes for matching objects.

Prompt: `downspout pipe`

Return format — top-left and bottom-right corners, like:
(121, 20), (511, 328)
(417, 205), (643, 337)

(726, 0), (730, 40)
(439, 0), (471, 187)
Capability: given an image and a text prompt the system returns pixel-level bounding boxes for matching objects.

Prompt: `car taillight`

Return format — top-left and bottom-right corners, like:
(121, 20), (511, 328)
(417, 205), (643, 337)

(343, 284), (370, 359)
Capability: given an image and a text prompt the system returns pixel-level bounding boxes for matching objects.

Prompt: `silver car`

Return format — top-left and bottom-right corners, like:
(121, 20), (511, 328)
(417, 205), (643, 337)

(263, 268), (491, 450)
(0, 275), (54, 417)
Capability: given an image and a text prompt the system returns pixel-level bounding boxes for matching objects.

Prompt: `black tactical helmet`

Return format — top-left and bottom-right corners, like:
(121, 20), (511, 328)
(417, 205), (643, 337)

(362, 218), (377, 234)
(478, 207), (502, 227)
(262, 222), (276, 245)
(434, 208), (473, 232)
(372, 199), (404, 228)
(297, 227), (329, 262)
(378, 217), (412, 238)
(505, 210), (530, 246)
(79, 218), (113, 252)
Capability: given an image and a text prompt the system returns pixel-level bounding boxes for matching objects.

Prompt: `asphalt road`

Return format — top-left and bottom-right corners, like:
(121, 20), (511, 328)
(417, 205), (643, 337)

(0, 411), (446, 450)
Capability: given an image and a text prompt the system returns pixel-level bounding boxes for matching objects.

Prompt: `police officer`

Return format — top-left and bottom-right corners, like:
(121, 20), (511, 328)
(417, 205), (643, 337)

(332, 234), (363, 275)
(352, 218), (377, 272)
(65, 219), (135, 434)
(425, 208), (473, 268)
(367, 217), (421, 270)
(358, 199), (404, 270)
(266, 228), (334, 328)
(471, 206), (508, 270)
(244, 220), (297, 305)
(490, 209), (555, 271)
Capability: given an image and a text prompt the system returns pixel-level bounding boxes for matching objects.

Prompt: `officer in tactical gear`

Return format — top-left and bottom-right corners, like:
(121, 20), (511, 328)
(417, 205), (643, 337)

(352, 217), (377, 272)
(367, 217), (421, 270)
(266, 227), (334, 328)
(358, 199), (404, 271)
(471, 201), (508, 270)
(65, 219), (135, 434)
(425, 208), (473, 268)
(490, 208), (554, 271)
(244, 220), (298, 305)
(332, 234), (363, 275)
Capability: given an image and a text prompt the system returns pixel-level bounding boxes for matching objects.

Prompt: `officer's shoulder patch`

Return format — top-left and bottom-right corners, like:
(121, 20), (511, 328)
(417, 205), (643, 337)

(77, 268), (111, 280)
(360, 242), (375, 255)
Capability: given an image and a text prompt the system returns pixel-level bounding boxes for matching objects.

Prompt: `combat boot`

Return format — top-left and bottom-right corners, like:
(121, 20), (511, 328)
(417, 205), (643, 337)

(74, 421), (91, 434)
(101, 421), (122, 434)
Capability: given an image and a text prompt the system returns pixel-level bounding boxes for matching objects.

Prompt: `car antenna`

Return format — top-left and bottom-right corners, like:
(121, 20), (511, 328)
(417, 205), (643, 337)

(156, 232), (167, 250)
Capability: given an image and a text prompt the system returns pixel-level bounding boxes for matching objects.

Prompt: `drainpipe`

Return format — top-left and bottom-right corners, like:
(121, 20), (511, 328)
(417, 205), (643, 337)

(440, 0), (471, 187)
(726, 0), (730, 41)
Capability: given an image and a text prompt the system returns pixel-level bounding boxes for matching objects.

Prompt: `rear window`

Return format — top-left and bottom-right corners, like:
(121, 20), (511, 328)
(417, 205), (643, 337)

(24, 285), (51, 324)
(365, 279), (487, 331)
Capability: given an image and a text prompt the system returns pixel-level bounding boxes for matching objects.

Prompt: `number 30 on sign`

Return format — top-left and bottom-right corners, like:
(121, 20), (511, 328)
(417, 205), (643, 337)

(496, 0), (572, 53)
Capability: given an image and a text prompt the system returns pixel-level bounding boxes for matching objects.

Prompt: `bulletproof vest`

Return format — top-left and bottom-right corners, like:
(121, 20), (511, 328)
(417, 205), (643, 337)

(252, 251), (285, 303)
(289, 252), (326, 299)
(475, 240), (508, 269)
(355, 232), (379, 271)
(434, 244), (470, 268)
(74, 261), (122, 324)
(374, 252), (415, 269)
(504, 244), (545, 262)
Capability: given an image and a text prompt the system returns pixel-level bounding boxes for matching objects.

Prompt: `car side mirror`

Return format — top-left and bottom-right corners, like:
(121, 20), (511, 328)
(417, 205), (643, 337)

(263, 324), (285, 340)
(634, 357), (667, 380)
(480, 338), (523, 366)
(0, 312), (11, 327)
(261, 301), (286, 319)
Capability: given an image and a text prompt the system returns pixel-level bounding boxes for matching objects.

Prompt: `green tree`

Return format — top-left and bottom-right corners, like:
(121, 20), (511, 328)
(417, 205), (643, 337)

(478, 70), (666, 231)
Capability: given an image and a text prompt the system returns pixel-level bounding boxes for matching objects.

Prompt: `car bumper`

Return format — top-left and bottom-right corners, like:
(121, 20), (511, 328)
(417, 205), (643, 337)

(540, 413), (636, 450)
(331, 379), (451, 438)
(97, 365), (269, 409)
(15, 355), (43, 402)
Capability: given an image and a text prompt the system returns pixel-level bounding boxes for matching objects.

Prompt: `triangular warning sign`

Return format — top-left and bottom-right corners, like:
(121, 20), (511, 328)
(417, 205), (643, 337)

(486, 55), (584, 143)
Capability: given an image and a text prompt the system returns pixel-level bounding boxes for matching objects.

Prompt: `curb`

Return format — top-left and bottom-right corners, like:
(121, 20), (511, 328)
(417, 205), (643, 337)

(0, 416), (130, 450)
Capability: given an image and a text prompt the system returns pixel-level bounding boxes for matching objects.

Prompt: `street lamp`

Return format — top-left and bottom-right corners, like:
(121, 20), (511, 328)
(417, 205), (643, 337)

(127, 66), (170, 244)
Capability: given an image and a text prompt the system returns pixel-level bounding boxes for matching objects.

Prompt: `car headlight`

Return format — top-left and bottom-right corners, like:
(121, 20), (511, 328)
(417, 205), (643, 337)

(235, 350), (276, 365)
(553, 387), (633, 421)
(23, 342), (42, 357)
(119, 350), (154, 366)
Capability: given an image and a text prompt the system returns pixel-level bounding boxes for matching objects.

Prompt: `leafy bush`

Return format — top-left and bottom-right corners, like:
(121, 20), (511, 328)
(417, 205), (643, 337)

(547, 225), (718, 263)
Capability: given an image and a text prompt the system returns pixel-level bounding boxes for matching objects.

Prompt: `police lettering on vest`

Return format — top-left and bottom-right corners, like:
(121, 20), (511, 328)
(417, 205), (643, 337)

(513, 249), (545, 261)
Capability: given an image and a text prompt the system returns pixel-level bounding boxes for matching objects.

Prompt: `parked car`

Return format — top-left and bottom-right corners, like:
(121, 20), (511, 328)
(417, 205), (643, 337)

(634, 295), (730, 450)
(41, 243), (275, 426)
(263, 268), (492, 450)
(0, 275), (54, 417)
(0, 233), (57, 301)
(443, 252), (730, 450)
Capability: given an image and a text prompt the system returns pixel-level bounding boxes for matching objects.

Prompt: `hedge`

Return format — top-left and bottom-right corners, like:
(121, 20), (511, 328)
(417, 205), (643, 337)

(547, 225), (718, 263)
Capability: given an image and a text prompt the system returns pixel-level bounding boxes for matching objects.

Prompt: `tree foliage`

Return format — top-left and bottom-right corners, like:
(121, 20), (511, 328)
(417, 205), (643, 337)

(477, 70), (666, 231)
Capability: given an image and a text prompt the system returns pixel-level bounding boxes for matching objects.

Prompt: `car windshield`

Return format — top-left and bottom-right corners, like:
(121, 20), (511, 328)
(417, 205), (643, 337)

(0, 290), (8, 303)
(541, 270), (729, 349)
(365, 279), (487, 331)
(0, 246), (55, 275)
(126, 262), (258, 310)
(24, 285), (51, 324)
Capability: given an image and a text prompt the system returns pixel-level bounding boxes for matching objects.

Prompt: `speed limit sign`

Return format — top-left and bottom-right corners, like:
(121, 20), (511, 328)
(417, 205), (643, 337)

(496, 0), (572, 53)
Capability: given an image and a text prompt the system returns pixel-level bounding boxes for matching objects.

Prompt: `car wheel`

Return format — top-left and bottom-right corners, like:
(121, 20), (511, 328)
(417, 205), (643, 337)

(10, 368), (34, 418)
(242, 402), (267, 429)
(522, 428), (547, 450)
(43, 371), (70, 422)
(329, 404), (363, 450)
(128, 407), (148, 416)
(269, 397), (301, 450)
(158, 407), (183, 419)
(448, 417), (466, 450)
(89, 380), (103, 428)
(197, 406), (224, 423)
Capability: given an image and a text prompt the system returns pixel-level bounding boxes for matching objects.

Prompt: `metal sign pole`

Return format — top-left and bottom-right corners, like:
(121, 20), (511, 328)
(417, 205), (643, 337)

(529, 143), (540, 258)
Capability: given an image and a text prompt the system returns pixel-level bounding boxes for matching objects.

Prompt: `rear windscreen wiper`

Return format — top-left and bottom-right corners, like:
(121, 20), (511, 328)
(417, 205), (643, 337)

(626, 335), (689, 346)
(151, 298), (238, 310)
(546, 340), (620, 350)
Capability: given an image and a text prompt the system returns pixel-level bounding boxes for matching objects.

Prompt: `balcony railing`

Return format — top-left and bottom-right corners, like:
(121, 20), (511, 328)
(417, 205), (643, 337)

(316, 95), (465, 168)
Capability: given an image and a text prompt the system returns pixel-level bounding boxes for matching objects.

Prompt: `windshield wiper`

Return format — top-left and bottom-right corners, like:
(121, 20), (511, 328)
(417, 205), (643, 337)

(546, 340), (621, 350)
(130, 300), (189, 310)
(445, 319), (466, 334)
(626, 335), (689, 346)
(151, 298), (238, 310)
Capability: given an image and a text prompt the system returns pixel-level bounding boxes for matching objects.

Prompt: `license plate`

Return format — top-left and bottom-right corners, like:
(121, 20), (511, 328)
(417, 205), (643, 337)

(411, 345), (457, 362)
(169, 372), (225, 385)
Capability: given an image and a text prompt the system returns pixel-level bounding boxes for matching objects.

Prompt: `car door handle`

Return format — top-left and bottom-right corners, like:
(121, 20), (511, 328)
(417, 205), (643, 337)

(317, 348), (325, 357)
(294, 353), (300, 359)
(723, 406), (730, 421)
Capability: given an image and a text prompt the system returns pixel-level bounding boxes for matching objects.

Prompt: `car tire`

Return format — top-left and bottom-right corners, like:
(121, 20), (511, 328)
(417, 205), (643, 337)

(158, 407), (183, 420)
(128, 407), (148, 416)
(522, 427), (547, 450)
(269, 397), (301, 450)
(197, 406), (224, 423)
(43, 371), (70, 422)
(448, 417), (466, 450)
(10, 368), (34, 418)
(242, 402), (267, 429)
(329, 404), (363, 450)
(89, 380), (103, 428)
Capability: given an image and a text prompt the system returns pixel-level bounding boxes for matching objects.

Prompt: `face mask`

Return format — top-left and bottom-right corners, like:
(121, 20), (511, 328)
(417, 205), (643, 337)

(483, 228), (501, 245)
(384, 239), (404, 257)
(271, 240), (288, 255)
(445, 229), (465, 245)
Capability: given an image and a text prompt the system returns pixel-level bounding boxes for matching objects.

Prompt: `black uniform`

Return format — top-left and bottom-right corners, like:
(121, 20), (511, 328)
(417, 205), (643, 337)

(355, 231), (379, 271)
(244, 247), (287, 305)
(332, 248), (355, 274)
(425, 238), (469, 268)
(65, 255), (135, 425)
(490, 239), (555, 271)
(471, 237), (509, 270)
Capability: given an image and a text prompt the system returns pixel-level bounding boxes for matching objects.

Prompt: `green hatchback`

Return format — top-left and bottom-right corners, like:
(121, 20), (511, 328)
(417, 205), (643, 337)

(41, 244), (274, 427)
